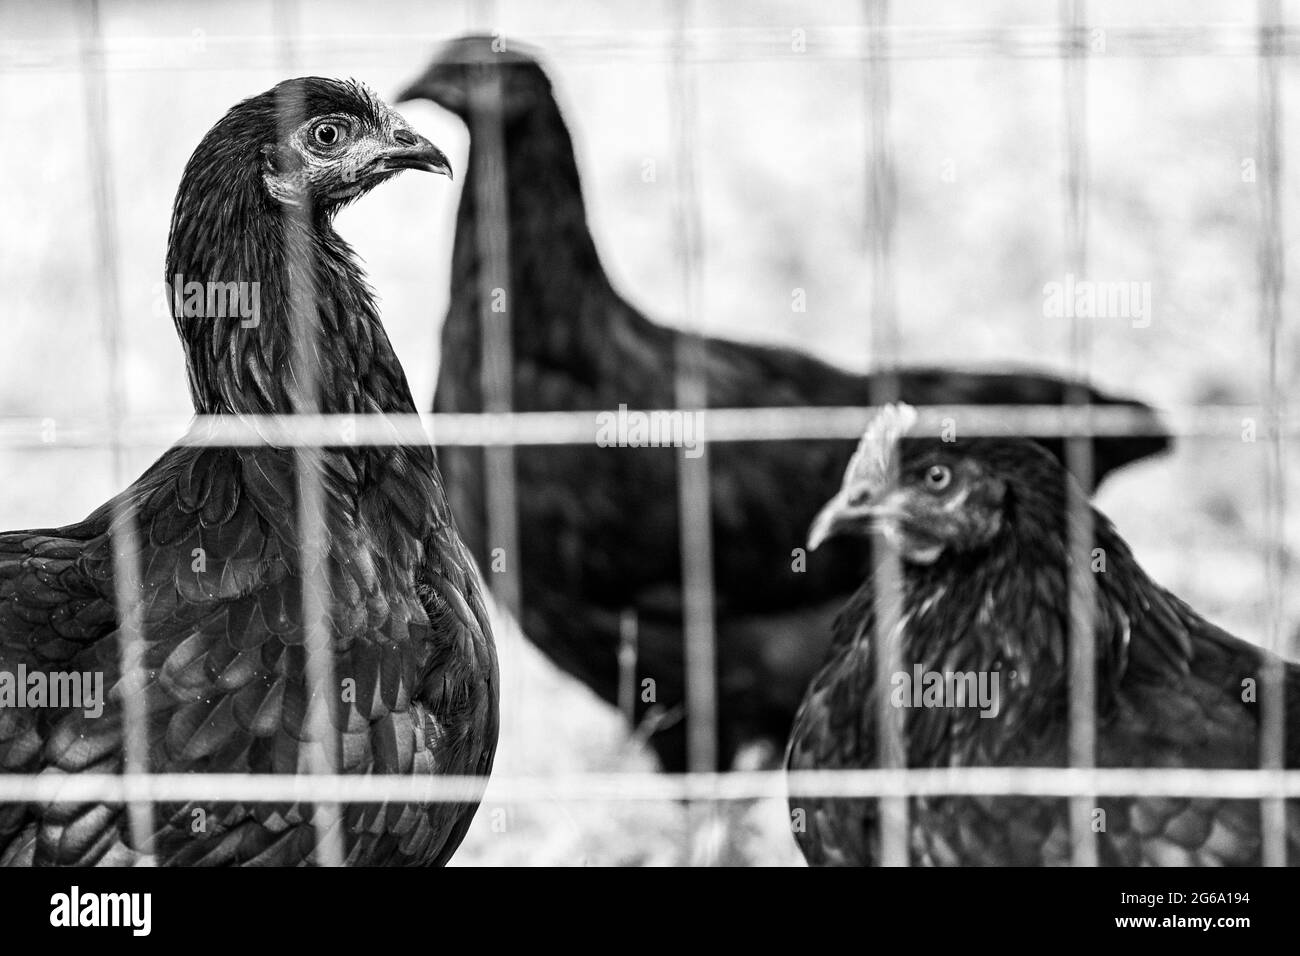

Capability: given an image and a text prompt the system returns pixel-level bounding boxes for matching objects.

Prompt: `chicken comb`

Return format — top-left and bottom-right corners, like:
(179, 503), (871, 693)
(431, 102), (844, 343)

(841, 402), (918, 490)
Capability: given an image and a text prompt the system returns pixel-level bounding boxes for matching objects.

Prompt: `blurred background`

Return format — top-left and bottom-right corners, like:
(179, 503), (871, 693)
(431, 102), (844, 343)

(0, 0), (1297, 864)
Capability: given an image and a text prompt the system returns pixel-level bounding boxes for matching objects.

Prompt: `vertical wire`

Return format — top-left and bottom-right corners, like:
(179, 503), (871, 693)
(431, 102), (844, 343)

(1061, 0), (1098, 867)
(1257, 0), (1287, 868)
(670, 0), (720, 861)
(274, 4), (345, 867)
(618, 609), (639, 726)
(272, 0), (299, 71)
(453, 1), (531, 850)
(467, 0), (499, 34)
(466, 26), (526, 832)
(80, 0), (154, 863)
(471, 69), (522, 624)
(863, 0), (908, 868)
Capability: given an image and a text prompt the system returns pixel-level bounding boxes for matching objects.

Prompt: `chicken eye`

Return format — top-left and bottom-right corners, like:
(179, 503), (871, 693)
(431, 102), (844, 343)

(313, 123), (344, 148)
(923, 465), (953, 493)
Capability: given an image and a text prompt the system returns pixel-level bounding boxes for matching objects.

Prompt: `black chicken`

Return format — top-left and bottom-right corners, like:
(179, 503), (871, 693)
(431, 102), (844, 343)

(0, 78), (498, 866)
(399, 37), (1169, 772)
(788, 403), (1299, 865)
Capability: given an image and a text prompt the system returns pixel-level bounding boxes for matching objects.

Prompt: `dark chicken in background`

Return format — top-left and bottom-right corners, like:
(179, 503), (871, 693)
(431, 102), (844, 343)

(0, 79), (497, 866)
(400, 37), (1170, 772)
(788, 404), (1300, 865)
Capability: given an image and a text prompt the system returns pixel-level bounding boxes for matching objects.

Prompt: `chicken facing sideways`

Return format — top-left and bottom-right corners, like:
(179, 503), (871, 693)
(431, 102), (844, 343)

(788, 403), (1299, 865)
(400, 35), (1171, 772)
(0, 78), (497, 866)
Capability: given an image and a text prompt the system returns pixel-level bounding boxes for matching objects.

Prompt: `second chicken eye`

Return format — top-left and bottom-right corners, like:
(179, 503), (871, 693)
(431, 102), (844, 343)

(313, 122), (343, 147)
(924, 465), (952, 493)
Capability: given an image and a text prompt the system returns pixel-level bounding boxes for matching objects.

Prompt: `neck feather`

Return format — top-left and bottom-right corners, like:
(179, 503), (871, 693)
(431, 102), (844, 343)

(166, 177), (417, 418)
(861, 504), (1195, 762)
(441, 101), (611, 397)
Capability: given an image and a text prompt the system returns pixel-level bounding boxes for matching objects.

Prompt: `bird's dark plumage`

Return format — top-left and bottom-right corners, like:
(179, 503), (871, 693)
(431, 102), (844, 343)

(0, 78), (496, 866)
(787, 404), (1300, 865)
(400, 37), (1170, 772)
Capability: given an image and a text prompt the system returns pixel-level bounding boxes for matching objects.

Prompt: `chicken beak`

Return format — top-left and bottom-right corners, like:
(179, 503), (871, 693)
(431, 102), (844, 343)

(379, 133), (453, 179)
(395, 75), (465, 112)
(807, 488), (903, 551)
(807, 491), (859, 552)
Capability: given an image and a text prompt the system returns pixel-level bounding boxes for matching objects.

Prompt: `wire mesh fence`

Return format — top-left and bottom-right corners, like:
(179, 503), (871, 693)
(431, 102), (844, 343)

(0, 0), (1293, 866)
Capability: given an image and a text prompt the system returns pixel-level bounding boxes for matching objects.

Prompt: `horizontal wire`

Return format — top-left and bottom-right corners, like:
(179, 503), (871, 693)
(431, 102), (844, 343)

(1, 11), (1291, 851)
(1, 768), (1299, 805)
(2, 24), (1299, 73)
(2, 11), (1287, 857)
(0, 403), (1280, 450)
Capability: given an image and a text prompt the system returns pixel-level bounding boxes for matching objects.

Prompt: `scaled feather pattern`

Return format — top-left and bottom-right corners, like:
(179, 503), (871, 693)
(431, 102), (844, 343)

(0, 78), (496, 866)
(400, 37), (1171, 773)
(787, 404), (1300, 865)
